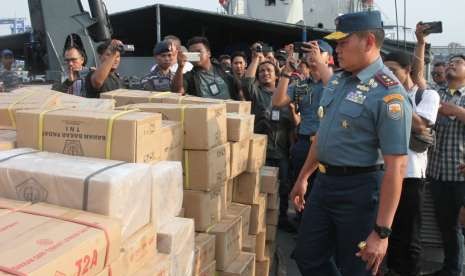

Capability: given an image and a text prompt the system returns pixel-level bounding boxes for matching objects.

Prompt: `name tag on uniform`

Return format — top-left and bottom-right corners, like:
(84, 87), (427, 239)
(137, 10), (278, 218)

(345, 91), (366, 104)
(209, 83), (220, 95)
(271, 110), (280, 121)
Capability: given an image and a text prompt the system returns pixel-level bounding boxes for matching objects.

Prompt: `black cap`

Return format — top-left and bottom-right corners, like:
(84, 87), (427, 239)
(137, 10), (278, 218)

(153, 42), (172, 55)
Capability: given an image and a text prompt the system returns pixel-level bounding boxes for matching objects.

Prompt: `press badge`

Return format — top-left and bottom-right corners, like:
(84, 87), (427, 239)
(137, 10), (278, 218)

(271, 110), (280, 121)
(209, 83), (220, 96)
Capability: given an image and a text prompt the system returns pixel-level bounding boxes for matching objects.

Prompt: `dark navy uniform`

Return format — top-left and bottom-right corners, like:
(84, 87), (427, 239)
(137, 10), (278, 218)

(293, 11), (412, 276)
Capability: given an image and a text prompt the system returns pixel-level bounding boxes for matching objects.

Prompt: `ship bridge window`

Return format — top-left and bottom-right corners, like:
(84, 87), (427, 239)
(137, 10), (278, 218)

(265, 0), (276, 6)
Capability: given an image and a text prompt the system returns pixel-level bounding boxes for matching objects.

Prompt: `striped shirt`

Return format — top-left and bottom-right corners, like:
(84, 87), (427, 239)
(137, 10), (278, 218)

(427, 86), (465, 181)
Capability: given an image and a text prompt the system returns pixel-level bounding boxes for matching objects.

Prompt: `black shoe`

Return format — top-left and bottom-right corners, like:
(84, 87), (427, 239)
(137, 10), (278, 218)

(278, 217), (297, 233)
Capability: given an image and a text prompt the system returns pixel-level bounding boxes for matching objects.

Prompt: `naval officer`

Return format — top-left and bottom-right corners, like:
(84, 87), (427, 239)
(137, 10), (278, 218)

(291, 11), (412, 276)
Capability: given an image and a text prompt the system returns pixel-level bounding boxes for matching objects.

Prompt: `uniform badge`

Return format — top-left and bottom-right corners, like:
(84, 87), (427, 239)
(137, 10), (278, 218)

(341, 120), (349, 128)
(368, 78), (378, 88)
(356, 84), (370, 92)
(345, 91), (366, 104)
(387, 101), (403, 120)
(317, 106), (325, 119)
(331, 79), (339, 85)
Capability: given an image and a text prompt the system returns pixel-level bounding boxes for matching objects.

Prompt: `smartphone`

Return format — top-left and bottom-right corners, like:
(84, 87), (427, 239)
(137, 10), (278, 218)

(185, 52), (201, 62)
(422, 21), (443, 35)
(293, 42), (304, 54)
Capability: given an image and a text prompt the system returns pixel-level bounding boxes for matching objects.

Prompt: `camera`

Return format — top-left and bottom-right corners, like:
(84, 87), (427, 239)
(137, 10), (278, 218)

(117, 44), (135, 53)
(256, 44), (263, 53)
(421, 21), (443, 35)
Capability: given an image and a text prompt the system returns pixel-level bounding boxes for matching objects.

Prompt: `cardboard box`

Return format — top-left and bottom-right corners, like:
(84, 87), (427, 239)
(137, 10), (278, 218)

(266, 209), (279, 226)
(220, 184), (228, 218)
(255, 257), (270, 276)
(0, 129), (16, 151)
(184, 143), (230, 191)
(267, 193), (279, 211)
(16, 108), (162, 163)
(250, 194), (267, 235)
(230, 140), (250, 178)
(242, 234), (256, 254)
(227, 203), (251, 240)
(220, 252), (255, 276)
(0, 197), (30, 217)
(0, 87), (60, 129)
(209, 216), (242, 271)
(194, 233), (216, 276)
(266, 225), (277, 242)
(152, 161), (183, 230)
(120, 224), (156, 275)
(157, 217), (195, 276)
(119, 103), (227, 150)
(246, 134), (267, 172)
(132, 253), (171, 276)
(0, 202), (121, 276)
(94, 252), (126, 276)
(255, 232), (266, 262)
(198, 260), (216, 276)
(183, 187), (222, 232)
(0, 148), (153, 239)
(156, 120), (183, 162)
(233, 172), (260, 205)
(58, 93), (115, 111)
(161, 94), (251, 115)
(260, 166), (279, 194)
(227, 113), (254, 142)
(265, 241), (276, 260)
(100, 89), (177, 106)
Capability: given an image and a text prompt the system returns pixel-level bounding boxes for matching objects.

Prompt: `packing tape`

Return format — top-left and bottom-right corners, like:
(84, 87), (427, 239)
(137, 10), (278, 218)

(148, 91), (171, 102)
(7, 91), (38, 128)
(184, 150), (189, 189)
(105, 109), (139, 159)
(0, 207), (113, 273)
(177, 95), (186, 104)
(38, 107), (66, 151)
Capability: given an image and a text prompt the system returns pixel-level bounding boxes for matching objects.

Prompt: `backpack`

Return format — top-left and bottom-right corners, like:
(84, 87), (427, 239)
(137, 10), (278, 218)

(409, 88), (436, 153)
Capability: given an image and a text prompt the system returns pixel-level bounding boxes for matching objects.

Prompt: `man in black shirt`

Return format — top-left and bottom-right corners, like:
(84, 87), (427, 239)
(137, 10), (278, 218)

(85, 39), (124, 98)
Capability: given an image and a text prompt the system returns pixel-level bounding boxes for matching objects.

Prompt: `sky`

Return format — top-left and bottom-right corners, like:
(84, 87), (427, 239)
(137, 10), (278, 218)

(0, 0), (463, 46)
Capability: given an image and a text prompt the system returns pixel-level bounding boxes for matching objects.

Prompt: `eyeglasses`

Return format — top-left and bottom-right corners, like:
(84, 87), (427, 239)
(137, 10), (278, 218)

(64, 58), (80, 63)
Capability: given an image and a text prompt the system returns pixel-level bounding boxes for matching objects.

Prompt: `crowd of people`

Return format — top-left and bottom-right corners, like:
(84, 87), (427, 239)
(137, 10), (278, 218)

(1, 9), (465, 276)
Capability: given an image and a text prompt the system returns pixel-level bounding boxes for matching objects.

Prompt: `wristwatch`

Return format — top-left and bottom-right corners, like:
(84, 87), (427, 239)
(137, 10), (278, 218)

(374, 224), (392, 239)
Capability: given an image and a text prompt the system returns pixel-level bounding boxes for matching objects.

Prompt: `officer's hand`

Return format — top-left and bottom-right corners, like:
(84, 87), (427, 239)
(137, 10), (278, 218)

(459, 206), (465, 227)
(415, 22), (429, 44)
(307, 41), (324, 66)
(290, 178), (308, 212)
(108, 39), (124, 53)
(177, 51), (187, 68)
(356, 231), (388, 276)
(439, 101), (461, 117)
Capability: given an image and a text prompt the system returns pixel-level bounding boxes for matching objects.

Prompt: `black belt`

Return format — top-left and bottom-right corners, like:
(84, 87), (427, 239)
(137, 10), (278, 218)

(318, 163), (384, 176)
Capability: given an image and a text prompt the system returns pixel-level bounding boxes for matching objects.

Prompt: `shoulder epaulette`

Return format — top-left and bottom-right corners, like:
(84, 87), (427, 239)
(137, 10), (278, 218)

(375, 72), (398, 88)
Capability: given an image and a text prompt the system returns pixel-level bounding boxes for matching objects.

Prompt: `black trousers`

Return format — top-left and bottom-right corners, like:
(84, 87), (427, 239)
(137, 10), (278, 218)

(387, 178), (425, 276)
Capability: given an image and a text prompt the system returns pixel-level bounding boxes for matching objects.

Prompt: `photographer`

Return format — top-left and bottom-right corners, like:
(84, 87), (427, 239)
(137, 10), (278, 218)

(412, 21), (447, 91)
(52, 46), (89, 96)
(85, 39), (125, 98)
(231, 51), (248, 80)
(272, 40), (333, 229)
(0, 49), (21, 92)
(243, 42), (293, 232)
(172, 36), (242, 100)
(383, 50), (440, 276)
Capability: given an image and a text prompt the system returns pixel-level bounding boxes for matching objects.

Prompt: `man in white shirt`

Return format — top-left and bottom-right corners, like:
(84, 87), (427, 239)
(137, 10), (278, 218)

(384, 51), (440, 276)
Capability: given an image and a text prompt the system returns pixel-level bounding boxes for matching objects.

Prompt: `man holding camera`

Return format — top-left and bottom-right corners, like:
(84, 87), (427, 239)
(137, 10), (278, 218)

(290, 11), (412, 276)
(272, 40), (333, 231)
(172, 36), (242, 100)
(85, 39), (125, 98)
(425, 54), (465, 276)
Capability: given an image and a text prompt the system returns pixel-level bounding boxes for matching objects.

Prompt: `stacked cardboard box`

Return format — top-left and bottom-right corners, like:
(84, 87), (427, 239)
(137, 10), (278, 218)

(0, 129), (16, 150)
